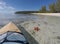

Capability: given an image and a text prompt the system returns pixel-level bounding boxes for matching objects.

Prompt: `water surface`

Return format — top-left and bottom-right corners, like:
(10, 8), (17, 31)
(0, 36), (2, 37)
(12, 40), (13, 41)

(0, 14), (39, 26)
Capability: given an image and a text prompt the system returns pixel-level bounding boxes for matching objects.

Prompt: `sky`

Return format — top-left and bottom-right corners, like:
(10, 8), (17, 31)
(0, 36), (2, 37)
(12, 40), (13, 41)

(0, 0), (57, 14)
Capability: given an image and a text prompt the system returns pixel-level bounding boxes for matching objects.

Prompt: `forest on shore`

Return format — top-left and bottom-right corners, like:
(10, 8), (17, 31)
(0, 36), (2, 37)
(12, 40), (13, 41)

(15, 0), (60, 14)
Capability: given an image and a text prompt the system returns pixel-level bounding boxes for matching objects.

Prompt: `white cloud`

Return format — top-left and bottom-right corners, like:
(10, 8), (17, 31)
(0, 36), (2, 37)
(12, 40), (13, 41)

(0, 1), (16, 14)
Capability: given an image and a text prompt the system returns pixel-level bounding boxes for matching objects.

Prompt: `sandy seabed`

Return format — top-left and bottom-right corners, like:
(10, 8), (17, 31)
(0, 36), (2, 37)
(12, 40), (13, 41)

(20, 13), (60, 44)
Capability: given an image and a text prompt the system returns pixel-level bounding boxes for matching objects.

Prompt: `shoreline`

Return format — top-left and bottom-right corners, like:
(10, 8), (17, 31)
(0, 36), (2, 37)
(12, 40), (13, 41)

(31, 13), (60, 17)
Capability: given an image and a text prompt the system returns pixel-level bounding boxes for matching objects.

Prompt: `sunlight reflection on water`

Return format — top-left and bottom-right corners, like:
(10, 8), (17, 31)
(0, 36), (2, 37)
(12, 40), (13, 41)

(0, 14), (39, 26)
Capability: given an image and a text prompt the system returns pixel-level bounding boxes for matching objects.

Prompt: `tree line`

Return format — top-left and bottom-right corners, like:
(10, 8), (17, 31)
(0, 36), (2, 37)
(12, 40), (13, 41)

(15, 11), (39, 14)
(15, 0), (60, 14)
(39, 0), (60, 13)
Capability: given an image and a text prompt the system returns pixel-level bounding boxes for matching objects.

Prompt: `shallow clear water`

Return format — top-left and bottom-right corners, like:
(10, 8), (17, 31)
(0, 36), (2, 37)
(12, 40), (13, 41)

(0, 14), (39, 44)
(0, 14), (39, 26)
(0, 14), (60, 44)
(3, 42), (21, 44)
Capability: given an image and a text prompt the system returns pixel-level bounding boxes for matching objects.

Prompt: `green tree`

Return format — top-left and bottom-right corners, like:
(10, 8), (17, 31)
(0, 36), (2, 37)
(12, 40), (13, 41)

(39, 6), (47, 13)
(56, 0), (60, 12)
(49, 3), (56, 13)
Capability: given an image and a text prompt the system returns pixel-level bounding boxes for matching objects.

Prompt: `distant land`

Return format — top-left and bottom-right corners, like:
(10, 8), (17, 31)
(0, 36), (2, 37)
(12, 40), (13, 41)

(15, 11), (39, 14)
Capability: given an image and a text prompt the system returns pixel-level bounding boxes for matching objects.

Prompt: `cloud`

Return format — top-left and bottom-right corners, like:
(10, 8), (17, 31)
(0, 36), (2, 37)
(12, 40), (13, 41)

(0, 1), (16, 14)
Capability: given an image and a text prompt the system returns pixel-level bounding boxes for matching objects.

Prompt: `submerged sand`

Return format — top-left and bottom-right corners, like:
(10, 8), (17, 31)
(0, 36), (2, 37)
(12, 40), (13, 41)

(20, 14), (60, 44)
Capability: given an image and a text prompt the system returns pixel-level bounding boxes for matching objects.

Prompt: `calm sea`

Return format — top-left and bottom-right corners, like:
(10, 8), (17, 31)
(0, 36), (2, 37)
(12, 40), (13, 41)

(0, 14), (39, 27)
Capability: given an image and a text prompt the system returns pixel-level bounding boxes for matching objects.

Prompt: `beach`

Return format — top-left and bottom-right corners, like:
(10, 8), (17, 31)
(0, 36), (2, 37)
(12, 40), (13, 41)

(32, 13), (60, 17)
